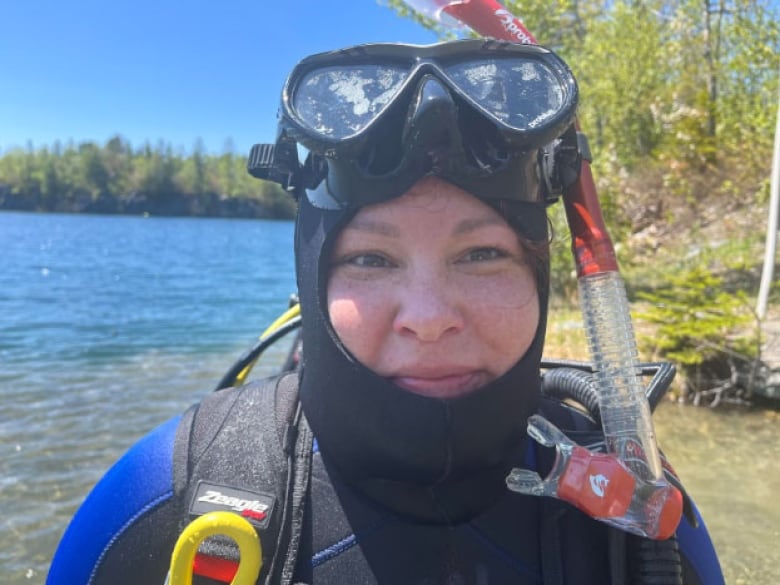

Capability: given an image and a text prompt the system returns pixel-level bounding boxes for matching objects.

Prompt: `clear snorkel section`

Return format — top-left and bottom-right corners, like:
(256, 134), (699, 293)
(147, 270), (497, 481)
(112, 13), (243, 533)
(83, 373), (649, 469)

(400, 0), (684, 540)
(507, 272), (683, 540)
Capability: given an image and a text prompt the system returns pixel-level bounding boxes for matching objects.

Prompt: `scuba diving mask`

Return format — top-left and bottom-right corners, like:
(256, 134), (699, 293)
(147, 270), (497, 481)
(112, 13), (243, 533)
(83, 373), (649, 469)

(249, 39), (581, 209)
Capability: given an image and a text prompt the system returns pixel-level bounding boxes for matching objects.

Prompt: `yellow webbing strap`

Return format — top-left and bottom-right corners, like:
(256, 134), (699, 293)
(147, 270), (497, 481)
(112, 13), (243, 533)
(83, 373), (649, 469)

(233, 303), (301, 386)
(167, 511), (262, 585)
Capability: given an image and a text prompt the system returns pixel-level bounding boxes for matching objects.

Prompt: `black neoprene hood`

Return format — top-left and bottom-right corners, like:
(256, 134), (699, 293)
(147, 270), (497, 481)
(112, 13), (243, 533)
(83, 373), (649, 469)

(276, 38), (568, 523)
(294, 192), (549, 523)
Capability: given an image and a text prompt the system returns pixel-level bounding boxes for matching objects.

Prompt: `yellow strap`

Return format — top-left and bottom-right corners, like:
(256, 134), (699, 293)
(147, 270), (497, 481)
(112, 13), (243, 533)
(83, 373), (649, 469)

(168, 511), (262, 585)
(234, 303), (301, 386)
(263, 303), (301, 338)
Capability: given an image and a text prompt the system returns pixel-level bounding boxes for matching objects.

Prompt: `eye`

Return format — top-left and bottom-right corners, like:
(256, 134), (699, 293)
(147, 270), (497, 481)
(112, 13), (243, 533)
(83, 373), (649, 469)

(460, 247), (508, 263)
(344, 253), (394, 268)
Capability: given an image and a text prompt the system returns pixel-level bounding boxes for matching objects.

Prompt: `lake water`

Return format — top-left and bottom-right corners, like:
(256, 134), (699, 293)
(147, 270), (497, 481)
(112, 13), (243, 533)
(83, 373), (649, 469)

(1, 211), (778, 584)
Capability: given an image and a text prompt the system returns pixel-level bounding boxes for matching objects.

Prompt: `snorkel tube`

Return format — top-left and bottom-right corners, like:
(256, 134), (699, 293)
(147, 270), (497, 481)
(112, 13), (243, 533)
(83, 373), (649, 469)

(400, 0), (682, 540)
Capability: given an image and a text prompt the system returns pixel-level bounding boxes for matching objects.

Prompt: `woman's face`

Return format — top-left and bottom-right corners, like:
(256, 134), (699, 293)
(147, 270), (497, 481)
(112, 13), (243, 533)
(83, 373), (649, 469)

(327, 176), (540, 399)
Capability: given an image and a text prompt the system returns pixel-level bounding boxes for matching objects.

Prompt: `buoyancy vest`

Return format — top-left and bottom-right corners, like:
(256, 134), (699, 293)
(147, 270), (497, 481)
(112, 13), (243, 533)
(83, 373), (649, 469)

(173, 373), (312, 584)
(172, 373), (692, 585)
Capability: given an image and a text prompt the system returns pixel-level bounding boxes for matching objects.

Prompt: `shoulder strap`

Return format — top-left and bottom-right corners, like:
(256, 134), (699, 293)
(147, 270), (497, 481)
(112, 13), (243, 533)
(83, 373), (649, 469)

(264, 375), (313, 585)
(172, 373), (312, 585)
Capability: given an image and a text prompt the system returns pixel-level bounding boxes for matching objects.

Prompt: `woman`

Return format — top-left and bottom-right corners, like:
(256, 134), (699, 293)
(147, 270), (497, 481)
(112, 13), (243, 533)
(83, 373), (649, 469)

(48, 40), (723, 584)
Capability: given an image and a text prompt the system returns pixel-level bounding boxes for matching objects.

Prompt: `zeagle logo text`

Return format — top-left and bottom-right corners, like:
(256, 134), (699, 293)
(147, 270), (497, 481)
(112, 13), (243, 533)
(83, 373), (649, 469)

(191, 481), (275, 528)
(197, 490), (269, 520)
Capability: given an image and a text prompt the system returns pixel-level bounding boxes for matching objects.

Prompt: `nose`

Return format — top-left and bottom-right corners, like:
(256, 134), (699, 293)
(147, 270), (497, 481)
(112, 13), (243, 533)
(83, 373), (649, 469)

(392, 273), (464, 342)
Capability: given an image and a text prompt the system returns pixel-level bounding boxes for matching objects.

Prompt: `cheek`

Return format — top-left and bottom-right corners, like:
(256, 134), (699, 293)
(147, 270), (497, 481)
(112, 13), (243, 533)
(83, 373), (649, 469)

(467, 268), (540, 366)
(327, 297), (363, 343)
(460, 264), (537, 315)
(327, 280), (392, 368)
(492, 293), (540, 355)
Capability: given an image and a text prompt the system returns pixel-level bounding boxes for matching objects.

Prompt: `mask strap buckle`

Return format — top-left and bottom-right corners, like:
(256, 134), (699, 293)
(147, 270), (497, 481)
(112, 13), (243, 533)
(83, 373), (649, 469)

(247, 138), (299, 191)
(540, 125), (584, 204)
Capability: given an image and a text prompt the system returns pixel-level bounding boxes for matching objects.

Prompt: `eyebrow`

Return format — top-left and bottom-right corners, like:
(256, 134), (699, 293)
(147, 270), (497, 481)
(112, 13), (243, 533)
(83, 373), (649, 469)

(453, 215), (507, 235)
(345, 214), (506, 238)
(344, 219), (401, 238)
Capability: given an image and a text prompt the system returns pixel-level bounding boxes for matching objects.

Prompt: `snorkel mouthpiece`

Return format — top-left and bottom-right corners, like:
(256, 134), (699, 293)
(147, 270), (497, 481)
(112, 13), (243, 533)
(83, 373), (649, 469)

(507, 415), (683, 540)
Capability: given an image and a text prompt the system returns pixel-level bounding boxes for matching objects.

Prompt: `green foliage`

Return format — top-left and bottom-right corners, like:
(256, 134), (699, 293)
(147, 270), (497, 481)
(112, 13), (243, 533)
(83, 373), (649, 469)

(635, 263), (757, 373)
(0, 135), (295, 218)
(578, 2), (668, 164)
(547, 202), (579, 300)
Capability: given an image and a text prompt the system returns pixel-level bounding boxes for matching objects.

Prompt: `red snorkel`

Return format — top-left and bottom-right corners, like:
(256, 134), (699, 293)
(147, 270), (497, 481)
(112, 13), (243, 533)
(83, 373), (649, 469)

(400, 0), (682, 540)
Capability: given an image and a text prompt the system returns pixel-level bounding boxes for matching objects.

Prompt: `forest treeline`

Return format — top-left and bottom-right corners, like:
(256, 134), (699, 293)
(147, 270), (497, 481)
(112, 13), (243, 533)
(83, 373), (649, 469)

(0, 137), (296, 219)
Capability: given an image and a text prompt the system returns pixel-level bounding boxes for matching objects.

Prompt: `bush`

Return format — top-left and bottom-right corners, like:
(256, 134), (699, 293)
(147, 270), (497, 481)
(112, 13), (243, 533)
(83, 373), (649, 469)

(635, 263), (761, 406)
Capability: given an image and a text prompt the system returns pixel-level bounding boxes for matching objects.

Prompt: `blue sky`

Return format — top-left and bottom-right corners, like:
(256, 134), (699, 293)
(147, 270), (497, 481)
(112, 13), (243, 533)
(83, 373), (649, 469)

(0, 0), (440, 156)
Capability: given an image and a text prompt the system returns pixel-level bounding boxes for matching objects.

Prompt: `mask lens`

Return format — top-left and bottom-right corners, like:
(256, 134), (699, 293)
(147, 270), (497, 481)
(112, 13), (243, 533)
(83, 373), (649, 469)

(292, 64), (409, 139)
(445, 58), (566, 131)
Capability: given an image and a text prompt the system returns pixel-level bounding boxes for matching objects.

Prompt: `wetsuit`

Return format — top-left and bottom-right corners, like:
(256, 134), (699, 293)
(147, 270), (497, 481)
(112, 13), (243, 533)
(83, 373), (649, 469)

(47, 374), (724, 585)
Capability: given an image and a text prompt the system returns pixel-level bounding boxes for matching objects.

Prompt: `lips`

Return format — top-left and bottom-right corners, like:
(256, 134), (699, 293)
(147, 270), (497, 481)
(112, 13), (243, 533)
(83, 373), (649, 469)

(390, 369), (489, 398)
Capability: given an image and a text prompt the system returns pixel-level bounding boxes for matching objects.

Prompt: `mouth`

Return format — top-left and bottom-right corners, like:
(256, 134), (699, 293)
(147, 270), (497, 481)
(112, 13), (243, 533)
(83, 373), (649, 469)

(390, 370), (488, 399)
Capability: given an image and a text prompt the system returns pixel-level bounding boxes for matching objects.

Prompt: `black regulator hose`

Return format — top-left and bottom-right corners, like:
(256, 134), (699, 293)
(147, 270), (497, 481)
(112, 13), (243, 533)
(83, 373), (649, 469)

(541, 361), (677, 424)
(214, 317), (302, 391)
(541, 361), (684, 585)
(542, 367), (603, 423)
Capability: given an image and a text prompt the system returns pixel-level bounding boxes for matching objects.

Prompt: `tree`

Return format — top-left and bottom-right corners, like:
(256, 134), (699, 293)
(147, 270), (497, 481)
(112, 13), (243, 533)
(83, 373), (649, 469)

(79, 142), (110, 197)
(218, 138), (238, 197)
(134, 140), (179, 199)
(37, 147), (63, 204)
(103, 135), (133, 195)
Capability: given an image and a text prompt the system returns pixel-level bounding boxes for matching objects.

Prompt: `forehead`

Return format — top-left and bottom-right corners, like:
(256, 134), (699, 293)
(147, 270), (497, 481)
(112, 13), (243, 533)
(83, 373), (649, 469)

(345, 176), (509, 229)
